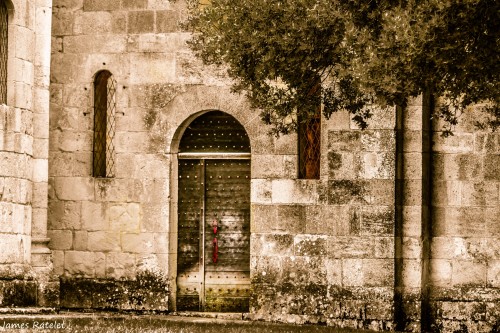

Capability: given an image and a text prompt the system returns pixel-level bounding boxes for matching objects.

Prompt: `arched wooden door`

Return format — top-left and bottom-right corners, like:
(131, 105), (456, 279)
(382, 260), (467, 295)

(176, 111), (251, 312)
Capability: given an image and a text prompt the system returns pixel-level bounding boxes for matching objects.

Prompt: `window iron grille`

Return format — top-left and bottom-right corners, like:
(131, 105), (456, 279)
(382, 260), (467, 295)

(298, 81), (321, 179)
(298, 110), (321, 179)
(93, 71), (116, 178)
(0, 1), (8, 104)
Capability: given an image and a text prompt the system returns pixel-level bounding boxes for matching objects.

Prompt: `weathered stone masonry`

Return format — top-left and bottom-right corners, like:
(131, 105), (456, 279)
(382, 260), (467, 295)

(0, 0), (498, 332)
(0, 0), (54, 307)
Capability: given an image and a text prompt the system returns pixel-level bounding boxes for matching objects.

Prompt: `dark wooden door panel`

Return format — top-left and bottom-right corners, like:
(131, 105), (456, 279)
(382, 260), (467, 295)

(177, 157), (250, 312)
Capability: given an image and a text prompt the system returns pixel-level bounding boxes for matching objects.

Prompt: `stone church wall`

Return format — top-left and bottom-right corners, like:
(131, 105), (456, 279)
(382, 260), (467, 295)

(428, 105), (500, 332)
(0, 0), (52, 307)
(0, 0), (496, 331)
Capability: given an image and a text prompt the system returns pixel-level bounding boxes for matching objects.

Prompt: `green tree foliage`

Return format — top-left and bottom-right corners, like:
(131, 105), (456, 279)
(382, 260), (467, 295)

(183, 0), (499, 135)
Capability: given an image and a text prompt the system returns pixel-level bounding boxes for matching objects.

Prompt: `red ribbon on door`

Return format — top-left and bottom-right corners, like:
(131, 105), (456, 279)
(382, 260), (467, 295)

(213, 237), (218, 263)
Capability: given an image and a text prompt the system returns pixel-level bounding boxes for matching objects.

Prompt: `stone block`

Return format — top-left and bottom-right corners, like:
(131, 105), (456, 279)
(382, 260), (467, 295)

(328, 151), (358, 180)
(251, 204), (277, 233)
(328, 236), (374, 259)
(364, 179), (395, 205)
(95, 178), (133, 202)
(327, 180), (367, 205)
(114, 131), (150, 154)
(0, 234), (23, 264)
(275, 205), (305, 234)
(251, 233), (293, 257)
(431, 207), (487, 237)
(250, 255), (281, 284)
(136, 178), (168, 204)
(148, 0), (171, 10)
(142, 203), (168, 232)
(53, 177), (94, 201)
(305, 205), (350, 235)
(484, 154), (500, 181)
(402, 152), (423, 180)
(81, 201), (108, 231)
(251, 179), (272, 204)
(328, 131), (361, 152)
(402, 237), (422, 259)
(432, 180), (461, 207)
(342, 259), (363, 286)
(487, 260), (500, 287)
(122, 233), (154, 253)
(362, 259), (393, 287)
(48, 200), (82, 230)
(73, 230), (88, 251)
(431, 237), (456, 259)
(122, 0), (148, 9)
(111, 11), (127, 33)
(433, 133), (475, 154)
(83, 0), (120, 11)
(47, 230), (73, 250)
(401, 259), (422, 288)
(149, 233), (167, 255)
(88, 231), (121, 252)
(128, 11), (155, 34)
(272, 179), (318, 204)
(475, 133), (500, 154)
(402, 130), (423, 153)
(374, 237), (394, 258)
(325, 259), (342, 285)
(0, 280), (37, 307)
(486, 207), (500, 236)
(293, 235), (327, 256)
(105, 252), (136, 279)
(451, 260), (487, 286)
(432, 153), (478, 181)
(282, 256), (326, 285)
(52, 11), (74, 36)
(360, 130), (396, 152)
(460, 181), (498, 206)
(156, 10), (178, 33)
(359, 151), (395, 179)
(361, 205), (394, 235)
(429, 259), (452, 287)
(74, 11), (112, 35)
(52, 250), (64, 276)
(133, 154), (170, 179)
(49, 151), (90, 177)
(252, 154), (286, 179)
(64, 251), (99, 277)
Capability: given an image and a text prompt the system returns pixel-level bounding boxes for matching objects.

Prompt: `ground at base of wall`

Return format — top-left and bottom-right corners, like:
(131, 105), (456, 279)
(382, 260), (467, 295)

(0, 312), (378, 333)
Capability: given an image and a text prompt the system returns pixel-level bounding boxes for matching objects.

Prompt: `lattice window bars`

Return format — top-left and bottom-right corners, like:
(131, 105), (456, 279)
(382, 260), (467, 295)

(0, 1), (8, 104)
(93, 71), (116, 178)
(298, 81), (321, 179)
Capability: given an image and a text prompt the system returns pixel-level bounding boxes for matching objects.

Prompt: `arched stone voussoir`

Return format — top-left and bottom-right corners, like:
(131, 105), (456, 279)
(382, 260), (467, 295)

(165, 85), (267, 155)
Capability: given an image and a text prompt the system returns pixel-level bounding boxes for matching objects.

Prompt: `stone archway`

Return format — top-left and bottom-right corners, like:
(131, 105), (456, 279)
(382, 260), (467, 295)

(175, 111), (251, 312)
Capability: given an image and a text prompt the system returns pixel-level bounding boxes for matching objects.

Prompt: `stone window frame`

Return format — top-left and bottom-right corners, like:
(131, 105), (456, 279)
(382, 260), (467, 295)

(92, 70), (117, 178)
(0, 0), (10, 104)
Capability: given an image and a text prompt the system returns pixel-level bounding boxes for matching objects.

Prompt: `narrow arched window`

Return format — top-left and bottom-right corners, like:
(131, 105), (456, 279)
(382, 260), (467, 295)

(0, 0), (8, 104)
(93, 70), (116, 177)
(298, 81), (321, 179)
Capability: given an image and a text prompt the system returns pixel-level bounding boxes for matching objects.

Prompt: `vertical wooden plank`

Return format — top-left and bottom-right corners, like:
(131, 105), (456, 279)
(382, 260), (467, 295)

(203, 159), (251, 312)
(177, 159), (203, 311)
(199, 159), (206, 311)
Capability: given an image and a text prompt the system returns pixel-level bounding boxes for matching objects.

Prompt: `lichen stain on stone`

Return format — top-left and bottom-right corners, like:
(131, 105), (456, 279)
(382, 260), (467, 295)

(147, 84), (186, 110)
(60, 269), (169, 311)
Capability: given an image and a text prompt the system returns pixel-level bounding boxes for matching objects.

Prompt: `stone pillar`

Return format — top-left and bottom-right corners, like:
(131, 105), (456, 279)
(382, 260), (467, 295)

(395, 93), (432, 332)
(31, 0), (57, 306)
